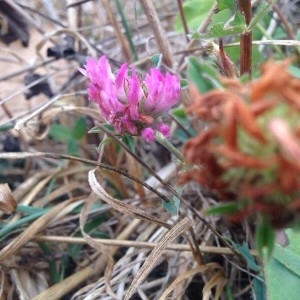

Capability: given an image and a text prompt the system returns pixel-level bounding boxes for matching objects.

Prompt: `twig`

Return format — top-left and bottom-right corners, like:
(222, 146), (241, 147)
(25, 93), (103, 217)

(0, 151), (172, 205)
(177, 0), (189, 42)
(0, 58), (56, 82)
(226, 39), (300, 47)
(178, 2), (217, 70)
(102, 0), (132, 62)
(139, 0), (174, 67)
(34, 235), (258, 256)
(14, 92), (86, 130)
(272, 3), (295, 40)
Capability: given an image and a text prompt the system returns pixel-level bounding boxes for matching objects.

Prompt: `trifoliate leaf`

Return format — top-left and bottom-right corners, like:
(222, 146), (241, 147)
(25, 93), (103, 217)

(216, 0), (236, 12)
(163, 186), (183, 216)
(67, 138), (79, 155)
(50, 124), (70, 141)
(175, 0), (215, 32)
(121, 134), (135, 153)
(71, 117), (87, 140)
(189, 21), (246, 39)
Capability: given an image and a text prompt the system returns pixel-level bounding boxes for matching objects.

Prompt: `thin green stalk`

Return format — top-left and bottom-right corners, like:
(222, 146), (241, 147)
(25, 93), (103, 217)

(115, 0), (138, 60)
(255, 23), (285, 58)
(155, 131), (184, 162)
(247, 0), (276, 31)
(0, 209), (48, 240)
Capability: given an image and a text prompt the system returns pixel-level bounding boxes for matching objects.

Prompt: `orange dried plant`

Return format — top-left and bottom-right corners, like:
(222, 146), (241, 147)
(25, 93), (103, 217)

(181, 60), (300, 228)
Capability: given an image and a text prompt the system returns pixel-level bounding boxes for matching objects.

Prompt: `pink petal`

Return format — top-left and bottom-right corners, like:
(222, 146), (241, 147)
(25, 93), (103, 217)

(157, 123), (170, 138)
(87, 83), (100, 102)
(144, 69), (181, 115)
(80, 56), (181, 140)
(141, 127), (156, 143)
(128, 68), (142, 120)
(115, 63), (128, 103)
(124, 121), (138, 135)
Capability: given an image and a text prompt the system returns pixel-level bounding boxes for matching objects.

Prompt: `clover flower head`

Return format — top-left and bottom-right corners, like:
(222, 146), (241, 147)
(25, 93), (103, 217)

(181, 60), (300, 229)
(79, 56), (181, 142)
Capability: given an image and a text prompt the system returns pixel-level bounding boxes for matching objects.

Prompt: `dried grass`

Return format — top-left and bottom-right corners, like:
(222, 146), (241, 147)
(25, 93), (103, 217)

(1, 0), (295, 299)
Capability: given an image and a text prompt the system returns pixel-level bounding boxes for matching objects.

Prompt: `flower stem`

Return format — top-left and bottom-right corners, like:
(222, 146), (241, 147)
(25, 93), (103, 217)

(155, 131), (184, 162)
(237, 0), (252, 77)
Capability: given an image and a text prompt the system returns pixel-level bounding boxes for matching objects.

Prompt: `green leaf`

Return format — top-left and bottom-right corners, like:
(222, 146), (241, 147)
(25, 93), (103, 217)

(190, 11), (246, 39)
(163, 187), (183, 216)
(248, 0), (276, 31)
(39, 242), (60, 284)
(0, 122), (14, 132)
(121, 134), (135, 153)
(255, 218), (275, 259)
(0, 208), (49, 241)
(216, 0), (236, 11)
(283, 228), (300, 253)
(17, 205), (49, 214)
(162, 197), (180, 216)
(230, 236), (267, 299)
(88, 126), (101, 133)
(187, 57), (220, 93)
(172, 107), (187, 119)
(96, 137), (115, 152)
(84, 215), (107, 233)
(229, 12), (245, 27)
(265, 229), (300, 300)
(71, 117), (87, 140)
(150, 54), (163, 68)
(50, 124), (70, 141)
(266, 258), (300, 300)
(59, 255), (73, 281)
(174, 128), (195, 143)
(190, 21), (245, 39)
(289, 65), (300, 79)
(180, 79), (189, 89)
(225, 284), (234, 300)
(68, 214), (108, 259)
(205, 202), (242, 215)
(272, 243), (300, 276)
(252, 276), (267, 300)
(175, 0), (215, 32)
(88, 124), (115, 134)
(230, 241), (260, 272)
(67, 139), (79, 155)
